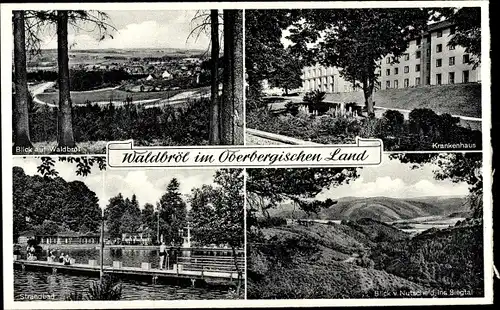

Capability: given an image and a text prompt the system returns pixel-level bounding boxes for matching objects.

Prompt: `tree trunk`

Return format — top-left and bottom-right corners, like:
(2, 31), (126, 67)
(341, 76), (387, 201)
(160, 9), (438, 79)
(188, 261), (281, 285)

(13, 11), (33, 153)
(209, 10), (220, 145)
(231, 246), (242, 296)
(221, 10), (244, 145)
(363, 77), (375, 118)
(56, 10), (76, 149)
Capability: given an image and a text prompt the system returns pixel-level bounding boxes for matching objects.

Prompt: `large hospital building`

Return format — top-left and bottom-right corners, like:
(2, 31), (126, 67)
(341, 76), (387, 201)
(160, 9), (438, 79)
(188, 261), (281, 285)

(301, 20), (481, 93)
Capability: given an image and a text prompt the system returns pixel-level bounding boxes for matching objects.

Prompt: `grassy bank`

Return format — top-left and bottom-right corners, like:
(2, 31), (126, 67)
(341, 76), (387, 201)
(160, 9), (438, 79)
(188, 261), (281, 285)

(323, 83), (481, 118)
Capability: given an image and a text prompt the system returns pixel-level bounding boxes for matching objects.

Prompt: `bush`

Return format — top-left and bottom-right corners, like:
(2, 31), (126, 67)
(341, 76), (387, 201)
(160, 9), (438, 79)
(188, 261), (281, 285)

(27, 98), (211, 146)
(247, 106), (481, 151)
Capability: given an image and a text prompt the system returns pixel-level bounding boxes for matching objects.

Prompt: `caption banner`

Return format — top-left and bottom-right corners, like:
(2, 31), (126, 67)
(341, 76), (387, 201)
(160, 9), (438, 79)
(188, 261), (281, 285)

(107, 138), (383, 168)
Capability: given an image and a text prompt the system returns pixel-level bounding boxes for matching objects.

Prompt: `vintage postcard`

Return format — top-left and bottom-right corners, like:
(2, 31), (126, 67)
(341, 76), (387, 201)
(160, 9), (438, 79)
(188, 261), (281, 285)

(1, 1), (492, 309)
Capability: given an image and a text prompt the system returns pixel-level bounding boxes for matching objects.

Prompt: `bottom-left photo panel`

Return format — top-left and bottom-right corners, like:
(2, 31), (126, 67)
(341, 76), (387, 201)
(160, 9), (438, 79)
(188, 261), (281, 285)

(12, 156), (245, 301)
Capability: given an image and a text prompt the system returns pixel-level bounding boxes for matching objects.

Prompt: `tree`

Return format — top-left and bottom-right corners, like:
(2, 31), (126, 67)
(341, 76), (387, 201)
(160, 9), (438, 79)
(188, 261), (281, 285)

(432, 7), (481, 65)
(268, 48), (304, 95)
(22, 10), (115, 149)
(189, 169), (244, 294)
(56, 10), (76, 148)
(389, 153), (483, 218)
(209, 9), (220, 144)
(221, 10), (244, 145)
(289, 9), (430, 116)
(246, 168), (359, 219)
(13, 166), (102, 238)
(13, 11), (33, 152)
(104, 193), (126, 239)
(157, 178), (187, 245)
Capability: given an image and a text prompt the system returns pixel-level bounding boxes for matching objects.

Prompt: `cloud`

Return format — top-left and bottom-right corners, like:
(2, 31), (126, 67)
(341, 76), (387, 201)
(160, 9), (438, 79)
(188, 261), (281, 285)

(318, 176), (469, 200)
(41, 19), (209, 50)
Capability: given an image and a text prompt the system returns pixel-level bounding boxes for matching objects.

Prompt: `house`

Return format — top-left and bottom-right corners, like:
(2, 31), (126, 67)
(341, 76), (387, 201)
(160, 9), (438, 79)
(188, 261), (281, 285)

(162, 70), (173, 80)
(121, 231), (152, 245)
(146, 74), (155, 81)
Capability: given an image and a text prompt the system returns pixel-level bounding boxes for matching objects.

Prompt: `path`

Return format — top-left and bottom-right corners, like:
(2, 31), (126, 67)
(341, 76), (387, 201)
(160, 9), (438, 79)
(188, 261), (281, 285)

(15, 259), (243, 281)
(246, 128), (322, 145)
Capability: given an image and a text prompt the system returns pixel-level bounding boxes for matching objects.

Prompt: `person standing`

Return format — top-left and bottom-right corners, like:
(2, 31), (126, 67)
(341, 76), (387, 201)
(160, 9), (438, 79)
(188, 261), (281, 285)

(159, 242), (167, 269)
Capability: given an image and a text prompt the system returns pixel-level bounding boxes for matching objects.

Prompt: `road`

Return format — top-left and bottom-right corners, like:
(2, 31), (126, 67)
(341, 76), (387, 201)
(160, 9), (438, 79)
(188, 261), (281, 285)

(30, 82), (209, 109)
(30, 81), (57, 107)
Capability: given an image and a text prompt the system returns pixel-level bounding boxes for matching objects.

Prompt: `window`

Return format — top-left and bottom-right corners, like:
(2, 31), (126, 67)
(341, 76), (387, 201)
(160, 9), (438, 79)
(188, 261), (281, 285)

(449, 45), (455, 50)
(463, 54), (470, 64)
(386, 57), (391, 64)
(436, 44), (442, 53)
(449, 72), (455, 84)
(404, 54), (410, 61)
(386, 69), (391, 76)
(426, 63), (431, 71)
(386, 81), (391, 89)
(415, 77), (421, 86)
(416, 38), (421, 46)
(436, 58), (442, 67)
(437, 30), (443, 37)
(404, 78), (409, 88)
(404, 66), (409, 73)
(394, 68), (399, 75)
(449, 56), (455, 66)
(416, 51), (421, 59)
(436, 73), (442, 85)
(450, 26), (456, 35)
(463, 70), (469, 83)
(394, 80), (399, 88)
(415, 64), (421, 72)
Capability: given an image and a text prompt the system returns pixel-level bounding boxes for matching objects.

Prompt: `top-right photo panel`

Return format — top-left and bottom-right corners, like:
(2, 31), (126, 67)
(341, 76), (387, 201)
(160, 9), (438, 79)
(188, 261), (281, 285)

(245, 7), (483, 151)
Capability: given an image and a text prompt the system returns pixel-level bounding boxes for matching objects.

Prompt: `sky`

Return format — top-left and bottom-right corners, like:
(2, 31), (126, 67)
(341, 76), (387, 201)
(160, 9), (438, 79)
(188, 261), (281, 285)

(39, 10), (211, 51)
(316, 154), (470, 200)
(12, 157), (217, 210)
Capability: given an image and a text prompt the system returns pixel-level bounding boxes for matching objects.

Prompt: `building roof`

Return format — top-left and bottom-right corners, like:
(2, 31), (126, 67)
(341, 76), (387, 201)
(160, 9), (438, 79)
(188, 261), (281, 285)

(427, 19), (455, 33)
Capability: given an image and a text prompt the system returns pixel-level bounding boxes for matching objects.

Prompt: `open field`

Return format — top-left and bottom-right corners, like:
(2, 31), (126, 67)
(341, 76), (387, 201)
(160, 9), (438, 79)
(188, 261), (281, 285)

(36, 86), (210, 105)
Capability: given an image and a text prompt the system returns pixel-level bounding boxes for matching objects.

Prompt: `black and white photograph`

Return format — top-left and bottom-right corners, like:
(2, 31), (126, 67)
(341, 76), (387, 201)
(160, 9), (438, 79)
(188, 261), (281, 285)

(246, 153), (484, 299)
(245, 7), (482, 150)
(12, 9), (243, 155)
(12, 157), (244, 300)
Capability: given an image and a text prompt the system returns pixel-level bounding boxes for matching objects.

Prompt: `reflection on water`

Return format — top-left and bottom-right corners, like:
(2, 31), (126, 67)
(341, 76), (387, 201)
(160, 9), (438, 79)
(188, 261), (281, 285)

(37, 248), (165, 268)
(14, 270), (230, 301)
(15, 248), (234, 300)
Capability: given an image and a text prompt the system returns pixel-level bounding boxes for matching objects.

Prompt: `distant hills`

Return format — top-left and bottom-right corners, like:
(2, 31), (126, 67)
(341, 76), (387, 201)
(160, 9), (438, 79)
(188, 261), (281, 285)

(271, 196), (469, 222)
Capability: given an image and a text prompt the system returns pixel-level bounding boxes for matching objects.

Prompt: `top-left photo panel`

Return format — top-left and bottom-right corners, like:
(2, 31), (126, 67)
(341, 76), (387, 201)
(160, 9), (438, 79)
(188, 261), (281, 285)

(9, 9), (243, 155)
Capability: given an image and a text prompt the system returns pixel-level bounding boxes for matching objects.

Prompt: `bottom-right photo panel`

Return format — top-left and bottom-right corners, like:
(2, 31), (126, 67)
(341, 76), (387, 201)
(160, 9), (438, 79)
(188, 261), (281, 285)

(246, 152), (484, 299)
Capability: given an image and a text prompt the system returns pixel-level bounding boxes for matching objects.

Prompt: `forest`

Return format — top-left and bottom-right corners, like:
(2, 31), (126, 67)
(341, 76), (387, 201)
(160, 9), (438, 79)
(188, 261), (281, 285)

(24, 97), (211, 148)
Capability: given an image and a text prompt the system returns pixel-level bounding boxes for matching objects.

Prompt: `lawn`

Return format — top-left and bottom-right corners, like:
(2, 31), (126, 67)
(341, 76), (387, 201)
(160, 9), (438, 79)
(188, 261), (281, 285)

(323, 83), (481, 118)
(36, 86), (210, 105)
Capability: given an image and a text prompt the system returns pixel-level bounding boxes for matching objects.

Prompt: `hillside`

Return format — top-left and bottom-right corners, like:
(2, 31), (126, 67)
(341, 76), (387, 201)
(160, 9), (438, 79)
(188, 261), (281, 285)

(323, 83), (481, 118)
(272, 196), (468, 222)
(248, 219), (484, 298)
(248, 222), (423, 299)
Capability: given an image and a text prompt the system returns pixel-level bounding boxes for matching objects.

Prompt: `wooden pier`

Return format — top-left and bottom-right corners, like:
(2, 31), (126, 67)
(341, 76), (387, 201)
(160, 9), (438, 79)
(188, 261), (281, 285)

(14, 258), (244, 285)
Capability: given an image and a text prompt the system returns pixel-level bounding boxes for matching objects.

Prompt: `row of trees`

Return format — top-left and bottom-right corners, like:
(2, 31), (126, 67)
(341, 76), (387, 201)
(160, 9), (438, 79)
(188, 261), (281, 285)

(13, 9), (244, 153)
(245, 7), (481, 116)
(104, 179), (188, 245)
(13, 166), (102, 239)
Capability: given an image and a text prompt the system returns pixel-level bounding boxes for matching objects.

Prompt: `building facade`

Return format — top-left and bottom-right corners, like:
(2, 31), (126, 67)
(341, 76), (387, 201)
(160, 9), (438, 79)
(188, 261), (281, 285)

(301, 65), (357, 93)
(380, 20), (480, 90)
(302, 20), (480, 93)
